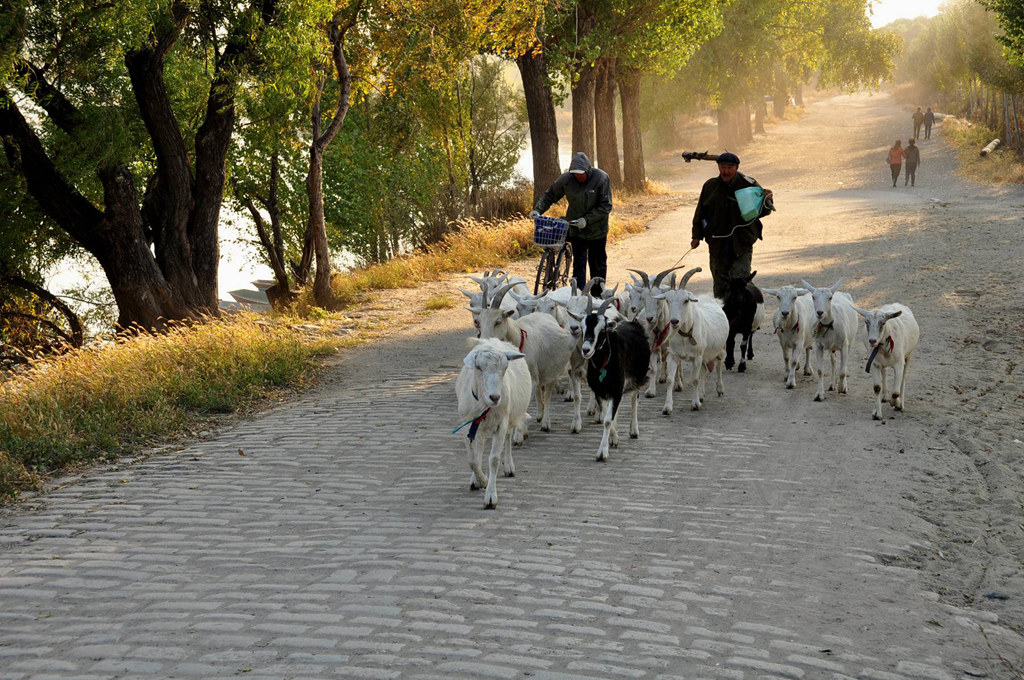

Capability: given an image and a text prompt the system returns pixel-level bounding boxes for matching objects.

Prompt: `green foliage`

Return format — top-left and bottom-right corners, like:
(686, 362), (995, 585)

(983, 0), (1024, 66)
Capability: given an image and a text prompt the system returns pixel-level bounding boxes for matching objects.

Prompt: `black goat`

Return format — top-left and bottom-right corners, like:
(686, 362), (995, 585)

(722, 271), (765, 373)
(578, 299), (651, 461)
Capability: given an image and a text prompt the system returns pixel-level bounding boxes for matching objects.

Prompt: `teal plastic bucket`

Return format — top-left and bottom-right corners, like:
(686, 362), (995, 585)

(735, 186), (764, 222)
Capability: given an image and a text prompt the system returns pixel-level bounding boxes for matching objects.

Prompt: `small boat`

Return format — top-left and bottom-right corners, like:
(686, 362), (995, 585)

(227, 288), (271, 312)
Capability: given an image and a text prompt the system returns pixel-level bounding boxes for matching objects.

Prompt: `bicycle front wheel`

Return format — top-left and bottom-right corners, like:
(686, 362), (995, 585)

(534, 249), (553, 295)
(554, 243), (573, 289)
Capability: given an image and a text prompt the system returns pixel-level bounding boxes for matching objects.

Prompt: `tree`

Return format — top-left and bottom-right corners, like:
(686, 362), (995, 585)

(0, 0), (285, 330)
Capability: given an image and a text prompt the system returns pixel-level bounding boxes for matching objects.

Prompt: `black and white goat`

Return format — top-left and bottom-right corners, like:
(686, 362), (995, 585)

(626, 266), (688, 398)
(722, 271), (765, 372)
(577, 298), (651, 461)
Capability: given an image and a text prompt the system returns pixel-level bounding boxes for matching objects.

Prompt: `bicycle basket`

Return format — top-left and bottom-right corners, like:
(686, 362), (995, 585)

(533, 216), (570, 247)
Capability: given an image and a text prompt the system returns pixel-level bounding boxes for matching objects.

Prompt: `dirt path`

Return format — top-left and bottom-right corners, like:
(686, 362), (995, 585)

(346, 91), (1024, 656)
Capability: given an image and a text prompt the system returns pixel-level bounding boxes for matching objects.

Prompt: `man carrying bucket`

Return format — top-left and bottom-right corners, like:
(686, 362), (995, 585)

(689, 152), (774, 299)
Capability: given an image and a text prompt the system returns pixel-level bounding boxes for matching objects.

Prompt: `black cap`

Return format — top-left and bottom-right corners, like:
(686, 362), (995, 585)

(717, 152), (740, 165)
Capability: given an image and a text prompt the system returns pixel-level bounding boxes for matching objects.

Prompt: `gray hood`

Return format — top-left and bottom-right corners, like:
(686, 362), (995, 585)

(568, 152), (592, 174)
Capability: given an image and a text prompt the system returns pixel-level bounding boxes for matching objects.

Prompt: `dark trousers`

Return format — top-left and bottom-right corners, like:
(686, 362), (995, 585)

(924, 123), (932, 139)
(890, 163), (901, 186)
(708, 248), (752, 299)
(913, 123), (922, 139)
(568, 236), (607, 295)
(905, 163), (918, 186)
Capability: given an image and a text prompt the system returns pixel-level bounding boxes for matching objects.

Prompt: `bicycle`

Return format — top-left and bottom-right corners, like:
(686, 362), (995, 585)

(532, 216), (573, 295)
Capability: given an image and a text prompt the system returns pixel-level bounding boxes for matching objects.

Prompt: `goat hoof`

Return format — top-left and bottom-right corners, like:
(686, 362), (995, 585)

(485, 501), (497, 509)
(663, 408), (672, 415)
(786, 383), (795, 390)
(630, 432), (638, 439)
(814, 395), (824, 402)
(738, 363), (746, 373)
(541, 425), (551, 432)
(873, 413), (882, 420)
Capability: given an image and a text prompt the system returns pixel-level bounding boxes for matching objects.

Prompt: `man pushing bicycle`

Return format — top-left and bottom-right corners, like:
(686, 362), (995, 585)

(530, 152), (613, 296)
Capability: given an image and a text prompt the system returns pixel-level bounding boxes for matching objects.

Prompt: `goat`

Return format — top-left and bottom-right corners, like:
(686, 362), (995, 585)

(461, 271), (529, 335)
(801, 278), (859, 401)
(455, 338), (532, 508)
(852, 303), (920, 420)
(657, 278), (728, 413)
(762, 286), (814, 389)
(721, 271), (765, 373)
(626, 266), (691, 398)
(560, 278), (619, 426)
(579, 298), (651, 461)
(472, 283), (576, 437)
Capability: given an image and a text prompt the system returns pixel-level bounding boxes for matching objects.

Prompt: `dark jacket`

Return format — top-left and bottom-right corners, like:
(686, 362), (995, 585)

(534, 152), (613, 240)
(905, 145), (920, 166)
(691, 171), (773, 255)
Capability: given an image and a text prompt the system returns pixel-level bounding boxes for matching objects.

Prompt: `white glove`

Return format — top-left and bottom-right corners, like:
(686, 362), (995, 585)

(570, 218), (586, 228)
(529, 210), (540, 218)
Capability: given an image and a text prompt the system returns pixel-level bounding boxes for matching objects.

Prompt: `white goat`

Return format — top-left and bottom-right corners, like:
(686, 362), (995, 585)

(801, 278), (859, 402)
(626, 266), (689, 398)
(852, 303), (920, 420)
(657, 281), (728, 413)
(461, 270), (529, 334)
(762, 286), (814, 389)
(455, 338), (532, 508)
(472, 283), (576, 436)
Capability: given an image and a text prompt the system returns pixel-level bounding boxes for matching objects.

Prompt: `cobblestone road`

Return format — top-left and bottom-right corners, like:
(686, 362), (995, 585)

(1, 322), (1018, 679)
(4, 90), (1024, 679)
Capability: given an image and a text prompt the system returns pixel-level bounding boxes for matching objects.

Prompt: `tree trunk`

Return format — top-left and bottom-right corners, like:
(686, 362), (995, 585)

(773, 87), (787, 118)
(717, 106), (733, 148)
(755, 101), (766, 134)
(516, 42), (561, 203)
(300, 9), (358, 308)
(795, 85), (804, 106)
(618, 65), (645, 192)
(594, 57), (621, 187)
(1, 1), (279, 330)
(571, 61), (597, 161)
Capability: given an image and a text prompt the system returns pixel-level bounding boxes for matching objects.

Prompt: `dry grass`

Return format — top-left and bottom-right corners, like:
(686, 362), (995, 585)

(0, 315), (339, 502)
(943, 118), (1024, 185)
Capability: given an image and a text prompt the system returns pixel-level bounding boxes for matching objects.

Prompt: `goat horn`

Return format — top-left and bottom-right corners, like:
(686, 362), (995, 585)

(597, 297), (613, 316)
(651, 265), (684, 289)
(626, 268), (650, 288)
(586, 294), (594, 315)
(679, 267), (702, 289)
(458, 288), (477, 299)
(800, 279), (817, 292)
(490, 283), (517, 309)
(604, 283), (618, 298)
(469, 275), (485, 286)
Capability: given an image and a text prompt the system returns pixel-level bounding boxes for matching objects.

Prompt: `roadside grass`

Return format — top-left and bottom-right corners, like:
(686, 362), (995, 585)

(0, 316), (339, 503)
(424, 294), (456, 311)
(942, 117), (1024, 185)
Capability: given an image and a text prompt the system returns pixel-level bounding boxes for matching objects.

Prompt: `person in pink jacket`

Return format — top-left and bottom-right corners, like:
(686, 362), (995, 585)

(887, 140), (906, 188)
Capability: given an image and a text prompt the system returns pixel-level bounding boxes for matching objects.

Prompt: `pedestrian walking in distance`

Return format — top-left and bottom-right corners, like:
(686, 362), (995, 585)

(531, 152), (613, 295)
(924, 107), (935, 139)
(887, 140), (906, 188)
(904, 138), (921, 187)
(912, 107), (925, 140)
(690, 152), (774, 299)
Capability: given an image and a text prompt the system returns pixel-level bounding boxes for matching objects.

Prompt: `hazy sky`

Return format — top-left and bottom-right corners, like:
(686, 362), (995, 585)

(870, 0), (945, 28)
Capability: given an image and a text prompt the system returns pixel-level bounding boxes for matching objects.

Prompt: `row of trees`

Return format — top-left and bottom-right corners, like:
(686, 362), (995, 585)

(892, 0), (1024, 152)
(1, 0), (898, 340)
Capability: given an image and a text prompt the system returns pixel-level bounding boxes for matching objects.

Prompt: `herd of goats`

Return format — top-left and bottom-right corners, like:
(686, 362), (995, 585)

(453, 266), (920, 508)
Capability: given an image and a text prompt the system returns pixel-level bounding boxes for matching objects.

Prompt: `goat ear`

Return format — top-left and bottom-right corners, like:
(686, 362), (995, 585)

(800, 279), (816, 292)
(831, 277), (844, 292)
(745, 271), (757, 282)
(795, 288), (809, 296)
(852, 305), (870, 318)
(463, 352), (476, 369)
(654, 293), (667, 301)
(503, 309), (515, 319)
(459, 288), (475, 299)
(762, 288), (778, 296)
(567, 310), (583, 321)
(467, 306), (482, 313)
(504, 351), (526, 362)
(885, 310), (903, 320)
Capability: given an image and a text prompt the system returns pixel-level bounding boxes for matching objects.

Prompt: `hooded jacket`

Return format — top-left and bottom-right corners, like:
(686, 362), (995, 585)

(534, 152), (613, 240)
(691, 171), (773, 256)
